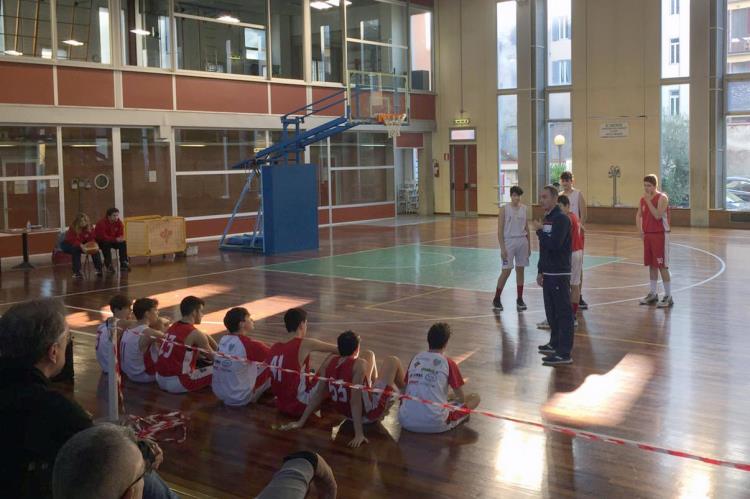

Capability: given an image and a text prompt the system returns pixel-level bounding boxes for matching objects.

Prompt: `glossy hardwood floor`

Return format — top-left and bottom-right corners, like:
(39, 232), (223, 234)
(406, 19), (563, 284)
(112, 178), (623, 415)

(2, 218), (749, 498)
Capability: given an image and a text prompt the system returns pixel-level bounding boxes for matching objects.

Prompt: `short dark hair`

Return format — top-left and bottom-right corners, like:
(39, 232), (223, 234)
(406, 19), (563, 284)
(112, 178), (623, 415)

(224, 307), (249, 333)
(427, 322), (452, 350)
(180, 296), (205, 317)
(105, 207), (119, 217)
(108, 294), (131, 314)
(544, 185), (559, 198)
(132, 298), (158, 320)
(560, 171), (573, 181)
(337, 330), (360, 356)
(284, 308), (307, 333)
(510, 186), (523, 197)
(644, 174), (658, 187)
(557, 194), (570, 207)
(0, 299), (67, 366)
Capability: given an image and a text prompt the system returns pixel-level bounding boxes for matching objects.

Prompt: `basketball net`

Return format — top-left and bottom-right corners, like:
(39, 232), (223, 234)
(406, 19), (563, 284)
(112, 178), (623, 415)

(376, 113), (407, 138)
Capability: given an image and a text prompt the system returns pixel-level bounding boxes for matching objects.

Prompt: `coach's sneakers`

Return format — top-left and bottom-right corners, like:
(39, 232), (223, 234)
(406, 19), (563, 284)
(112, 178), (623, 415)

(656, 295), (674, 308)
(579, 297), (588, 310)
(639, 292), (659, 305)
(542, 355), (573, 366)
(538, 343), (556, 355)
(516, 298), (527, 311)
(492, 297), (503, 311)
(573, 319), (579, 328)
(536, 319), (550, 329)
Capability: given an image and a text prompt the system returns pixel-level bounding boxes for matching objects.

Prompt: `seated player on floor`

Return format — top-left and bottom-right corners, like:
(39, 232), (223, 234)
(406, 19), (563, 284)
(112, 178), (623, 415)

(121, 298), (167, 383)
(281, 330), (406, 448)
(155, 296), (216, 393)
(95, 294), (136, 375)
(399, 323), (481, 433)
(212, 307), (272, 406)
(266, 308), (338, 418)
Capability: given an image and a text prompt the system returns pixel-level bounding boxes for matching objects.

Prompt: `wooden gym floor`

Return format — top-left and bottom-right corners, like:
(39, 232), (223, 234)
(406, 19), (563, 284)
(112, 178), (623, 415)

(2, 217), (749, 498)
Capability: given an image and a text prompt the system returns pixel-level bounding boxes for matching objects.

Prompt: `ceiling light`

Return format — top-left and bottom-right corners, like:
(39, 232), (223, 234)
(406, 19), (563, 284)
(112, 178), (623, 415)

(4, 50), (23, 56)
(311, 1), (333, 9)
(326, 0), (351, 6)
(70, 144), (97, 148)
(41, 48), (52, 59)
(130, 28), (151, 36)
(217, 15), (240, 23)
(179, 144), (206, 147)
(63, 39), (84, 47)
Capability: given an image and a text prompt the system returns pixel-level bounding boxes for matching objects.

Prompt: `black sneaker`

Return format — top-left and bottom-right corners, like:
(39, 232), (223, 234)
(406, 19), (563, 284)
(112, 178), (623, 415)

(542, 355), (573, 366)
(95, 269), (103, 277)
(579, 297), (588, 310)
(72, 272), (83, 279)
(516, 298), (527, 311)
(538, 343), (556, 355)
(492, 297), (503, 311)
(106, 265), (116, 274)
(120, 262), (130, 272)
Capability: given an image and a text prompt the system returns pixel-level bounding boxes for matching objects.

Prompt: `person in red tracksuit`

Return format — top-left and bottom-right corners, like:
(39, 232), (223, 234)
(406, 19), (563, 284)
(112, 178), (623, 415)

(95, 207), (130, 272)
(61, 213), (103, 278)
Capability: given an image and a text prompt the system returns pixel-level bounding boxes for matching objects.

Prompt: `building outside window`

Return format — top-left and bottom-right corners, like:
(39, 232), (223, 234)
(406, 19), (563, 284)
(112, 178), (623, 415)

(669, 88), (680, 116)
(671, 0), (679, 16)
(497, 0), (517, 203)
(727, 0), (750, 74)
(547, 0), (571, 87)
(670, 38), (679, 64)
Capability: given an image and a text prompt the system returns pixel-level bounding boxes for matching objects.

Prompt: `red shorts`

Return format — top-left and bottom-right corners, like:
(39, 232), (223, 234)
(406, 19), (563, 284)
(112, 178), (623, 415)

(643, 232), (669, 268)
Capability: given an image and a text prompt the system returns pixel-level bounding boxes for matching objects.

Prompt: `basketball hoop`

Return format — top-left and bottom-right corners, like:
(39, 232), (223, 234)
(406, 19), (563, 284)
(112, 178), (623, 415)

(376, 113), (407, 138)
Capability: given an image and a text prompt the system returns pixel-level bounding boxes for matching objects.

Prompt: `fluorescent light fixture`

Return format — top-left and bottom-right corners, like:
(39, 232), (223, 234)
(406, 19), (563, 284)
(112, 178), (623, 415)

(179, 144), (206, 147)
(4, 50), (23, 56)
(217, 15), (240, 23)
(0, 144), (16, 147)
(311, 1), (332, 9)
(130, 28), (150, 36)
(70, 144), (97, 148)
(326, 0), (351, 6)
(41, 48), (52, 59)
(63, 39), (84, 47)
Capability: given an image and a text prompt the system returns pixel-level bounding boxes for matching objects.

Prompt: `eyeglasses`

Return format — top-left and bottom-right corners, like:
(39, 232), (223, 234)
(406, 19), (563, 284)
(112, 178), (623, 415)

(119, 440), (155, 498)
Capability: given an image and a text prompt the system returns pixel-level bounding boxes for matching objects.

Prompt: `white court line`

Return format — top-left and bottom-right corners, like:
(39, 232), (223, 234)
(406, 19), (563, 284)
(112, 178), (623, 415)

(336, 252), (457, 270)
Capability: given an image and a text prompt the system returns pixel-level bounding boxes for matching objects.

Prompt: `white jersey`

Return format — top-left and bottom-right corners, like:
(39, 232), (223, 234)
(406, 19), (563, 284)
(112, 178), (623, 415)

(566, 189), (582, 219)
(120, 324), (158, 383)
(95, 319), (116, 374)
(502, 203), (528, 240)
(398, 351), (465, 433)
(212, 334), (270, 406)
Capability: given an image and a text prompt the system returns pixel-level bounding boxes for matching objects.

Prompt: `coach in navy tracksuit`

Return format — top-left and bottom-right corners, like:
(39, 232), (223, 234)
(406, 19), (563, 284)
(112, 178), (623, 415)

(532, 185), (574, 366)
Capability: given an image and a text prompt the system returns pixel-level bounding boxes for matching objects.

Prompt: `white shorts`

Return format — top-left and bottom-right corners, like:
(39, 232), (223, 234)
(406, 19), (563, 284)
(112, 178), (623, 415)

(156, 366), (213, 394)
(571, 250), (583, 286)
(502, 237), (530, 270)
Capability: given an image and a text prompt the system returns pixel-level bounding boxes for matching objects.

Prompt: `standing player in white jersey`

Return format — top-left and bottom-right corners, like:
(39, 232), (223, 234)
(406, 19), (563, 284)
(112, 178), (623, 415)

(493, 186), (531, 311)
(212, 307), (271, 406)
(120, 297), (166, 383)
(95, 294), (136, 374)
(560, 171), (589, 310)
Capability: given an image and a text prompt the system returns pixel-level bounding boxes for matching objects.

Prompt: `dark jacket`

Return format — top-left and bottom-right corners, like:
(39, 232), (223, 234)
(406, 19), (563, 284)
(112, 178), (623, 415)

(0, 361), (93, 499)
(536, 205), (572, 275)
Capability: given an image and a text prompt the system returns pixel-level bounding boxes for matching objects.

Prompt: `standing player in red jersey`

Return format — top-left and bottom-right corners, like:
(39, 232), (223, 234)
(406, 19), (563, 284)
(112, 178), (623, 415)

(558, 195), (584, 327)
(636, 174), (673, 308)
(155, 295), (217, 393)
(266, 308), (338, 417)
(281, 330), (406, 448)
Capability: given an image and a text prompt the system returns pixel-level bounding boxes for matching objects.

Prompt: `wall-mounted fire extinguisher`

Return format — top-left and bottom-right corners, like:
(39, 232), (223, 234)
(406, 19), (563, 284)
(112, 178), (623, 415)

(432, 160), (440, 178)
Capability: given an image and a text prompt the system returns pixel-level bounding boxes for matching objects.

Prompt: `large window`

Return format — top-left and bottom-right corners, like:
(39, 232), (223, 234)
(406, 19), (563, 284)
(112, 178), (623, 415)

(0, 0), (52, 59)
(661, 0), (690, 207)
(409, 5), (432, 91)
(497, 0), (518, 203)
(547, 92), (572, 184)
(121, 128), (171, 217)
(121, 0), (171, 68)
(0, 127), (60, 229)
(175, 0), (267, 76)
(728, 1), (750, 74)
(56, 0), (111, 63)
(496, 0), (516, 90)
(271, 0), (303, 79)
(61, 127), (114, 224)
(310, 0), (343, 82)
(329, 131), (394, 206)
(725, 117), (750, 211)
(547, 0), (571, 87)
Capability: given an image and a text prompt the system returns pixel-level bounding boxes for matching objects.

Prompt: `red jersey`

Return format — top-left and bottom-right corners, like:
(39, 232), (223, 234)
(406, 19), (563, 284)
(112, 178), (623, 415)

(640, 193), (671, 233)
(266, 338), (313, 416)
(568, 212), (584, 252)
(64, 226), (95, 247)
(323, 356), (366, 419)
(156, 321), (197, 377)
(95, 217), (124, 242)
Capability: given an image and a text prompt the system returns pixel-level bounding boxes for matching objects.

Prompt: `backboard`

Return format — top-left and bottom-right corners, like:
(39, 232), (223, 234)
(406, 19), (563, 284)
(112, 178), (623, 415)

(347, 69), (410, 124)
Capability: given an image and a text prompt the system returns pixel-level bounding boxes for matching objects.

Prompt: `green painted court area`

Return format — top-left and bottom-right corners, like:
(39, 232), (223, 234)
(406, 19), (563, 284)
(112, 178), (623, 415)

(260, 245), (622, 292)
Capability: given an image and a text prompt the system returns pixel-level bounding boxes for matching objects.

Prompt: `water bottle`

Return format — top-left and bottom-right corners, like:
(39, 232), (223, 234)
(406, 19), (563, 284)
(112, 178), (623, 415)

(26, 220), (31, 231)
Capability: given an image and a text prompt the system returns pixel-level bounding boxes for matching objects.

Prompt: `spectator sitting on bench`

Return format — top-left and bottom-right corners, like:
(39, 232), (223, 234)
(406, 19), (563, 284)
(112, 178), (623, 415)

(95, 207), (130, 272)
(61, 213), (103, 279)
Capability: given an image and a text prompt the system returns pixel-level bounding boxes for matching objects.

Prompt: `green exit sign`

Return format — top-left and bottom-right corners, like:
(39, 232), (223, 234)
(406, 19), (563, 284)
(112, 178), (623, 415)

(453, 118), (471, 126)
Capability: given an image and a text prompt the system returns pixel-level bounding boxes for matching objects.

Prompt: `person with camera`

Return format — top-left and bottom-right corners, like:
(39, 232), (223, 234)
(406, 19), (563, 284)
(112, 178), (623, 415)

(61, 213), (103, 278)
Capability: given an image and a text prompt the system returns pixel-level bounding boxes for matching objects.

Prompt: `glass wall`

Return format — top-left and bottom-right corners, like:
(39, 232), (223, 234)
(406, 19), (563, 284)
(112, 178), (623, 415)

(661, 0), (689, 78)
(497, 0), (517, 203)
(271, 0), (303, 79)
(725, 117), (750, 210)
(121, 0), (171, 68)
(57, 0), (111, 63)
(0, 0), (52, 58)
(409, 5), (432, 91)
(310, 0), (343, 82)
(547, 0), (571, 87)
(0, 126), (60, 229)
(121, 128), (171, 217)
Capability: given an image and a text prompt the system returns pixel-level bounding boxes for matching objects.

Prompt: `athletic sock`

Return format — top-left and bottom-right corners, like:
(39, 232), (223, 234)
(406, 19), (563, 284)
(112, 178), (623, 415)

(495, 287), (502, 300)
(663, 280), (671, 296)
(572, 303), (579, 315)
(517, 285), (523, 300)
(650, 280), (658, 294)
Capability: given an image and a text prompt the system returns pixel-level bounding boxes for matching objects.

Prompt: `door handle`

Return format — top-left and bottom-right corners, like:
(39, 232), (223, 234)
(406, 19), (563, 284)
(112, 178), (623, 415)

(464, 183), (469, 189)
(468, 183), (477, 188)
(450, 182), (455, 190)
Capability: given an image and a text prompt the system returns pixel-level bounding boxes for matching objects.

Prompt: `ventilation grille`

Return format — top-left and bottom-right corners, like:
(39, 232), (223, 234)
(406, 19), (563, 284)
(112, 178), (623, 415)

(729, 212), (750, 223)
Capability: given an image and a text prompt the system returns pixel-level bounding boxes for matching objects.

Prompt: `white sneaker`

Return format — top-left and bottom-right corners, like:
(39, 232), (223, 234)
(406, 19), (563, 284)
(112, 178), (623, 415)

(639, 292), (659, 305)
(536, 320), (550, 329)
(573, 319), (579, 328)
(656, 295), (674, 308)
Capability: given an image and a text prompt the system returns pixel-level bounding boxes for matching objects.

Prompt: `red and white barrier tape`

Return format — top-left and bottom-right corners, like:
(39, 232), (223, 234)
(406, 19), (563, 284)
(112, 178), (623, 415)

(112, 328), (750, 471)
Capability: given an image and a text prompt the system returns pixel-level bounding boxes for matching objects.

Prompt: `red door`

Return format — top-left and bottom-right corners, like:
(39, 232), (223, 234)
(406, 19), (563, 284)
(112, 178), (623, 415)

(450, 144), (477, 216)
